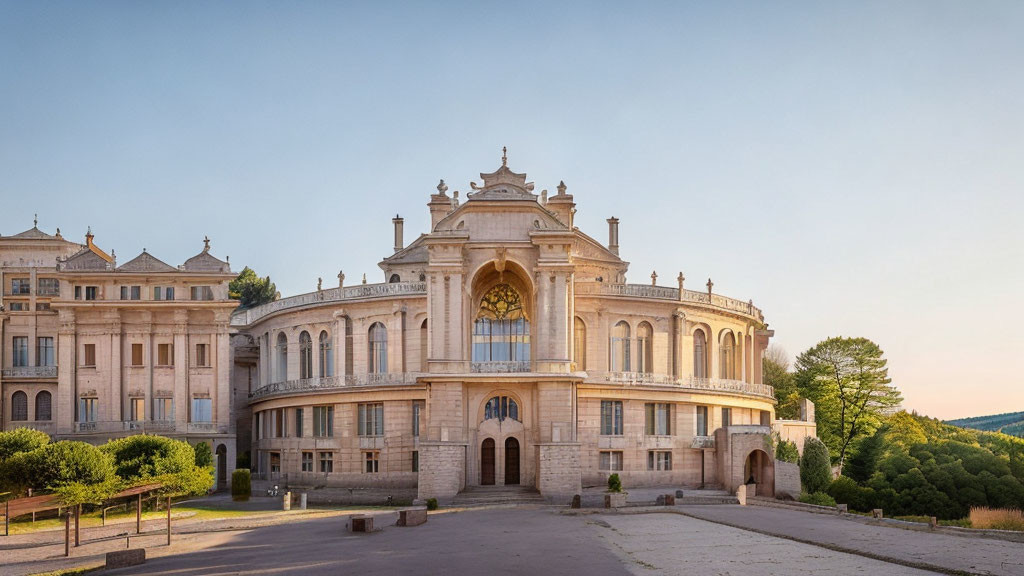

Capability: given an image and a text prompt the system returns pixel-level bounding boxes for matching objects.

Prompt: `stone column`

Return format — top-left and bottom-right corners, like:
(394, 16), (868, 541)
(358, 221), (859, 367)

(258, 332), (268, 387)
(215, 312), (231, 430)
(108, 313), (122, 422)
(173, 311), (188, 430)
(57, 310), (76, 435)
(333, 311), (347, 380)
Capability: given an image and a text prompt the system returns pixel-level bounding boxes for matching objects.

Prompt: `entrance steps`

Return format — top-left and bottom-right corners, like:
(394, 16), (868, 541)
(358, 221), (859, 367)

(452, 485), (546, 507)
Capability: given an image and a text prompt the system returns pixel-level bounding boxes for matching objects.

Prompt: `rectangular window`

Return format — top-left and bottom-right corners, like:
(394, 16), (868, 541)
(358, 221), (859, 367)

(8, 302), (26, 311)
(358, 403), (384, 436)
(85, 286), (98, 300)
(760, 410), (771, 427)
(269, 408), (284, 438)
(154, 286), (175, 301)
(722, 407), (732, 427)
(83, 343), (96, 367)
(191, 398), (212, 422)
(364, 451), (380, 473)
(295, 408), (304, 437)
(600, 400), (624, 435)
(120, 286), (141, 300)
(696, 406), (709, 436)
(301, 451), (313, 472)
(130, 398), (145, 421)
(74, 286), (81, 300)
(196, 343), (209, 367)
(157, 343), (174, 366)
(37, 337), (55, 367)
(190, 286), (214, 301)
(35, 303), (51, 312)
(131, 343), (143, 366)
(412, 401), (423, 437)
(412, 450), (419, 473)
(11, 278), (30, 294)
(37, 278), (59, 296)
(12, 337), (28, 367)
(319, 452), (334, 473)
(647, 451), (672, 471)
(79, 398), (98, 422)
(312, 405), (334, 437)
(599, 451), (624, 471)
(270, 452), (281, 474)
(154, 398), (174, 420)
(645, 403), (672, 436)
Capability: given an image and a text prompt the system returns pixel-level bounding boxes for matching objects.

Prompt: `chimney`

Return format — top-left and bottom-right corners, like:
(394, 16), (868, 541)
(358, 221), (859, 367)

(607, 217), (620, 256)
(393, 214), (404, 253)
(428, 179), (451, 230)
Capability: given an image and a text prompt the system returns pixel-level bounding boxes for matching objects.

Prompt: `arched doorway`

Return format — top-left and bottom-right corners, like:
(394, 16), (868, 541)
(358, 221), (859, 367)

(743, 449), (774, 497)
(481, 438), (495, 485)
(505, 437), (520, 485)
(216, 444), (228, 490)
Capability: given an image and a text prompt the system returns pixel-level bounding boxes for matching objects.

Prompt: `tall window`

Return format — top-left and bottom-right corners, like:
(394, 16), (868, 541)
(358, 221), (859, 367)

(79, 398), (98, 422)
(12, 337), (28, 367)
(574, 317), (587, 370)
(295, 408), (304, 437)
(358, 402), (384, 436)
(610, 321), (631, 372)
(83, 343), (97, 367)
(645, 403), (672, 435)
(301, 451), (313, 472)
(472, 284), (530, 363)
(419, 319), (428, 372)
(35, 391), (52, 421)
(637, 322), (653, 374)
(722, 407), (732, 427)
(368, 323), (388, 373)
(11, 391), (28, 421)
(693, 329), (707, 378)
(130, 398), (145, 421)
(192, 398), (212, 422)
(483, 396), (519, 421)
(131, 343), (144, 366)
(696, 405), (709, 436)
(720, 332), (736, 379)
(319, 452), (334, 473)
(313, 405), (334, 437)
(157, 343), (173, 366)
(319, 331), (333, 377)
(275, 332), (288, 382)
(600, 400), (624, 435)
(37, 337), (54, 367)
(364, 451), (380, 473)
(195, 343), (209, 367)
(85, 286), (98, 300)
(299, 331), (312, 379)
(154, 398), (173, 420)
(412, 401), (423, 436)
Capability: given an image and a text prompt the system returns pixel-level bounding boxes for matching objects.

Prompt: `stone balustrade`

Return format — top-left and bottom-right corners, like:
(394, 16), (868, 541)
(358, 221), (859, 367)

(231, 281), (427, 327)
(249, 372), (423, 401)
(2, 366), (58, 378)
(586, 371), (775, 400)
(470, 361), (531, 373)
(73, 420), (179, 433)
(575, 282), (763, 321)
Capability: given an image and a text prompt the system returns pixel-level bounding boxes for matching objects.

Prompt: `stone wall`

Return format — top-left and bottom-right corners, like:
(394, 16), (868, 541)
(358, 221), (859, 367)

(537, 442), (581, 504)
(417, 441), (465, 503)
(774, 460), (800, 499)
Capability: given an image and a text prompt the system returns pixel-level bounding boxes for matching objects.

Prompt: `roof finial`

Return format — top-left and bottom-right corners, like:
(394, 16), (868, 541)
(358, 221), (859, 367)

(87, 226), (92, 237)
(203, 235), (210, 252)
(502, 146), (507, 167)
(34, 213), (38, 228)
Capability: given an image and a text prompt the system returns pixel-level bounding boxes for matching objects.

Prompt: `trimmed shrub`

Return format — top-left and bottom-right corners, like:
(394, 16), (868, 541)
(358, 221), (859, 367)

(6, 441), (116, 505)
(101, 435), (212, 496)
(800, 437), (832, 494)
(232, 469), (251, 501)
(607, 473), (623, 493)
(0, 428), (51, 462)
(799, 491), (837, 507)
(426, 497), (438, 511)
(775, 439), (800, 463)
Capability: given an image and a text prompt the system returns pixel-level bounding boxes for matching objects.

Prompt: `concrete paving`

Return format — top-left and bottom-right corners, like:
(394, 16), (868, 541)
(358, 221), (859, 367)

(678, 505), (1024, 576)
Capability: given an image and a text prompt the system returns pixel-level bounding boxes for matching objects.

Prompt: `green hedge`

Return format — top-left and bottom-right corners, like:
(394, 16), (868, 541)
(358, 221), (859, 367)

(232, 469), (251, 501)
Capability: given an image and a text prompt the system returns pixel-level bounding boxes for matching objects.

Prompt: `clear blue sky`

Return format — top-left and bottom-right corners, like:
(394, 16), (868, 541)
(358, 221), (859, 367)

(2, 1), (1022, 420)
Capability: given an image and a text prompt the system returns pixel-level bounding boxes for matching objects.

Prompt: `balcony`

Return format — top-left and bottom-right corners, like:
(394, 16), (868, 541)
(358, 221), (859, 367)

(2, 366), (58, 379)
(574, 282), (764, 322)
(470, 361), (531, 373)
(249, 372), (422, 402)
(231, 281), (427, 327)
(586, 371), (775, 400)
(73, 420), (180, 433)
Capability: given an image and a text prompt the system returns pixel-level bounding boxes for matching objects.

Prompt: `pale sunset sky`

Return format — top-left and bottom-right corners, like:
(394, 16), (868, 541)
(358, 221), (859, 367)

(2, 1), (1022, 420)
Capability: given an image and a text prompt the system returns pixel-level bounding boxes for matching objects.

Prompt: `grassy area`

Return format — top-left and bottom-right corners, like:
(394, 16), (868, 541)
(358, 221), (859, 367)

(7, 504), (271, 535)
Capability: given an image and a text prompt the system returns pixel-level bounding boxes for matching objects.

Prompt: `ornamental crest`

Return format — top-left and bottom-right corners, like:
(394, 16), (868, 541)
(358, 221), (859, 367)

(478, 284), (526, 320)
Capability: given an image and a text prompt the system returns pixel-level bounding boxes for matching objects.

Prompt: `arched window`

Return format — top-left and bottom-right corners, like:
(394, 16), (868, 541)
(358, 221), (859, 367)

(344, 316), (354, 376)
(720, 332), (736, 379)
(275, 332), (288, 382)
(574, 317), (587, 370)
(693, 329), (707, 379)
(35, 391), (52, 421)
(420, 319), (428, 372)
(610, 321), (631, 372)
(319, 331), (333, 377)
(483, 395), (520, 422)
(299, 331), (312, 379)
(389, 274), (401, 283)
(368, 322), (388, 373)
(11, 391), (28, 421)
(472, 284), (530, 364)
(637, 321), (653, 374)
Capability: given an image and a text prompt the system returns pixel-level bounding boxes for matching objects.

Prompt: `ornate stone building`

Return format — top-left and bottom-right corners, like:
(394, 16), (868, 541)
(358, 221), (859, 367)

(0, 223), (237, 488)
(235, 156), (814, 503)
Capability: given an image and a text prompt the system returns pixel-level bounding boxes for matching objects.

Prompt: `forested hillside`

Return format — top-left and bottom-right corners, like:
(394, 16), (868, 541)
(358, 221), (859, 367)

(947, 412), (1024, 438)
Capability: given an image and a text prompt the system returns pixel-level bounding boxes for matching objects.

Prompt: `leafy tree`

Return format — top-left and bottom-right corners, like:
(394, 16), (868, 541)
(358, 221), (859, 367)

(101, 435), (212, 496)
(194, 442), (213, 468)
(5, 441), (117, 506)
(800, 437), (832, 494)
(845, 428), (885, 483)
(229, 266), (277, 309)
(775, 439), (800, 463)
(764, 345), (800, 420)
(795, 337), (902, 472)
(0, 427), (51, 462)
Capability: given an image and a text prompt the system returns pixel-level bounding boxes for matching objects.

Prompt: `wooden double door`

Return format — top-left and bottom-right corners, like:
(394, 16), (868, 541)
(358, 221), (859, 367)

(481, 437), (520, 485)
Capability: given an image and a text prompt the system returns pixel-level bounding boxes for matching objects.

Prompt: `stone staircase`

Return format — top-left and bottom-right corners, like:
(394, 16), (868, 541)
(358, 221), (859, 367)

(452, 485), (547, 507)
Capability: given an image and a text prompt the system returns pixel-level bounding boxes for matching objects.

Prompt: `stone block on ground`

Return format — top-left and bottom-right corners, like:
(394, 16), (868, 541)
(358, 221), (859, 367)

(605, 493), (627, 509)
(837, 504), (848, 513)
(571, 494), (581, 509)
(664, 494), (675, 505)
(872, 509), (884, 519)
(350, 515), (374, 532)
(656, 495), (666, 506)
(675, 490), (685, 498)
(106, 549), (146, 569)
(397, 507), (427, 527)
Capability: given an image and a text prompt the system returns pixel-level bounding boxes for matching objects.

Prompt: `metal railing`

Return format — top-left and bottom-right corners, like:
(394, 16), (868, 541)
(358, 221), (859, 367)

(231, 281), (427, 327)
(2, 366), (58, 378)
(587, 371), (775, 399)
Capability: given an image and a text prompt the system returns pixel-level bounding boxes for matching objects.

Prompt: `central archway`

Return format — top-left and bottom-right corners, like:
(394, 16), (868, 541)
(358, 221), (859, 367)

(505, 437), (520, 485)
(481, 438), (495, 485)
(743, 449), (774, 497)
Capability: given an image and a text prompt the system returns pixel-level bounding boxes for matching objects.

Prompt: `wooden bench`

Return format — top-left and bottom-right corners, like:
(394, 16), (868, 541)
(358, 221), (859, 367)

(350, 515), (374, 532)
(397, 507), (427, 527)
(106, 548), (146, 569)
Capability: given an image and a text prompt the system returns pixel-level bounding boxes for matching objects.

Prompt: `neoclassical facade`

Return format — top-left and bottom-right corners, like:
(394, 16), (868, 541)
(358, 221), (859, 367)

(237, 157), (812, 503)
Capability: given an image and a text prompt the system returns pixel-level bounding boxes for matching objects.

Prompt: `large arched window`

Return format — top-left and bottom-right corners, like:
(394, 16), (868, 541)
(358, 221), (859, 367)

(319, 331), (333, 377)
(275, 332), (288, 382)
(610, 321), (631, 372)
(389, 274), (401, 283)
(693, 329), (707, 379)
(574, 317), (587, 370)
(35, 391), (52, 421)
(472, 284), (530, 364)
(637, 321), (653, 374)
(369, 322), (388, 373)
(720, 331), (736, 379)
(11, 391), (28, 421)
(483, 395), (520, 422)
(299, 331), (313, 379)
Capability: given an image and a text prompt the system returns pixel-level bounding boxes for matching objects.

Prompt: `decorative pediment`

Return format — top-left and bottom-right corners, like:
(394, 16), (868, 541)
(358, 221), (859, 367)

(467, 149), (536, 200)
(10, 226), (59, 240)
(60, 247), (112, 271)
(118, 251), (176, 273)
(182, 237), (230, 273)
